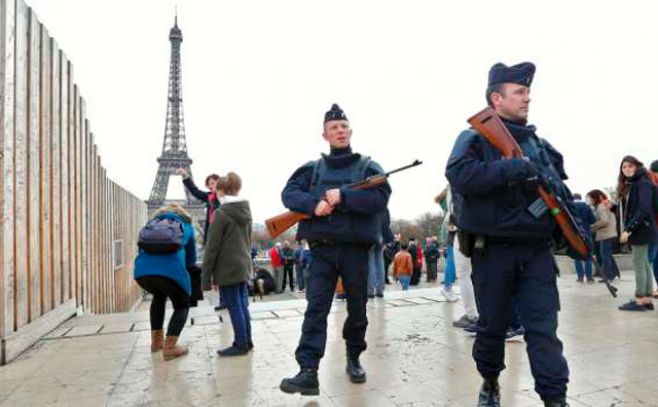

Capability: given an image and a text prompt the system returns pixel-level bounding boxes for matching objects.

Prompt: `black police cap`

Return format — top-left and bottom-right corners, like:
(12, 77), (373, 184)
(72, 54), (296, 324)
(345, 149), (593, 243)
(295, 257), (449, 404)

(324, 104), (348, 123)
(488, 62), (535, 87)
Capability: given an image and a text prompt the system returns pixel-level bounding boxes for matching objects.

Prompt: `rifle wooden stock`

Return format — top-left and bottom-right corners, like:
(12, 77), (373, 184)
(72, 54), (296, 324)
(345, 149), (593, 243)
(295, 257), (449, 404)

(467, 107), (617, 297)
(264, 161), (424, 240)
(264, 176), (388, 240)
(266, 211), (310, 240)
(467, 107), (587, 257)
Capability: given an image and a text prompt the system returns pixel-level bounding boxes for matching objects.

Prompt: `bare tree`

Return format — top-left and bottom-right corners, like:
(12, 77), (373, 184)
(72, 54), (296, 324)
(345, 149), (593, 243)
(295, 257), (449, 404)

(415, 212), (443, 239)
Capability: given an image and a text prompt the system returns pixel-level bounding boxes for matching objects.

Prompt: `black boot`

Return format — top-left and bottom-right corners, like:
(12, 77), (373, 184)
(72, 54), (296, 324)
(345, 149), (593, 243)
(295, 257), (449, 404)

(217, 344), (249, 357)
(232, 340), (254, 351)
(346, 355), (367, 383)
(543, 397), (569, 407)
(478, 378), (500, 407)
(280, 368), (319, 396)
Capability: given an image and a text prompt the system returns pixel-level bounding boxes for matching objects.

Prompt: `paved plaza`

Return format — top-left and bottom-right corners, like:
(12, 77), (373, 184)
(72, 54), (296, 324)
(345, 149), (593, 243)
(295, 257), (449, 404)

(1, 272), (657, 406)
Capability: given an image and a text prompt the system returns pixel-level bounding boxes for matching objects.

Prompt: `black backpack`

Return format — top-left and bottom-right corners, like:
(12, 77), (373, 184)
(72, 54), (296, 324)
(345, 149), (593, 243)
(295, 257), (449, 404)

(138, 217), (184, 254)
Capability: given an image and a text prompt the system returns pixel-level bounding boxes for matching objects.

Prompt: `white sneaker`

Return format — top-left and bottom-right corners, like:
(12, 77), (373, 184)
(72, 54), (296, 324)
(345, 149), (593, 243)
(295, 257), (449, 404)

(440, 287), (458, 302)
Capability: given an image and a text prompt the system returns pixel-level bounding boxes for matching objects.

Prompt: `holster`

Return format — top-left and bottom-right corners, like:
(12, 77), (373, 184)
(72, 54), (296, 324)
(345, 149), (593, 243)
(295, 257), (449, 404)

(457, 230), (475, 258)
(457, 231), (486, 258)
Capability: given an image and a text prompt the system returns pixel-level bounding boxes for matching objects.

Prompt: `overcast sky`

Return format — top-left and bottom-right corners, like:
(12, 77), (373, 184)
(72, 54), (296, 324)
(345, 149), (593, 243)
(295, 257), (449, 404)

(26, 0), (658, 223)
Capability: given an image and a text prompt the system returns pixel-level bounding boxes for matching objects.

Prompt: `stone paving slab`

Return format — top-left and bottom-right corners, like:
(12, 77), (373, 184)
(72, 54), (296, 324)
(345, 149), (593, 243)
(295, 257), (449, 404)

(99, 323), (135, 334)
(192, 316), (221, 326)
(1, 273), (657, 406)
(42, 326), (72, 339)
(251, 311), (277, 320)
(63, 325), (103, 337)
(272, 309), (303, 318)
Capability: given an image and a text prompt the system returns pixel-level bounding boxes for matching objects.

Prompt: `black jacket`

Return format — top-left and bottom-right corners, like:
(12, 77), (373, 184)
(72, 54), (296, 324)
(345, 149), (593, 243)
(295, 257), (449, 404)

(182, 177), (220, 241)
(623, 168), (658, 246)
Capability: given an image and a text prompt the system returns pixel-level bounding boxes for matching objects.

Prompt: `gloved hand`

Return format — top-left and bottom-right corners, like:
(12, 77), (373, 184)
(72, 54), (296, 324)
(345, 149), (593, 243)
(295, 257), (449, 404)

(503, 157), (539, 183)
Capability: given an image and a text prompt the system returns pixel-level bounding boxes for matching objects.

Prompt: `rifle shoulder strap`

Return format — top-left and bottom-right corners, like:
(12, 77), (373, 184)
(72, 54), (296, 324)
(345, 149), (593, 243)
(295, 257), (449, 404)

(310, 158), (326, 188)
(356, 156), (372, 180)
(311, 155), (372, 187)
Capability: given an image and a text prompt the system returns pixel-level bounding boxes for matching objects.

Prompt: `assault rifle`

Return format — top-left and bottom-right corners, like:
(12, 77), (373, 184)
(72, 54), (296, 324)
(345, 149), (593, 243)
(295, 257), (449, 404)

(265, 160), (423, 239)
(468, 107), (618, 298)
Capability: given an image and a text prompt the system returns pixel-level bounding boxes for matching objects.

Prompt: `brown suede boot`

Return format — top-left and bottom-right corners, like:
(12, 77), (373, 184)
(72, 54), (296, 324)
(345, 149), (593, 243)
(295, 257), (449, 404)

(151, 330), (164, 352)
(163, 336), (188, 361)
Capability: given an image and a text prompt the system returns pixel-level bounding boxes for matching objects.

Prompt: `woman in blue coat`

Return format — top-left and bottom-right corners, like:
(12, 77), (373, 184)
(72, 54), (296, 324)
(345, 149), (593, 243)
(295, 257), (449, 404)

(134, 204), (197, 360)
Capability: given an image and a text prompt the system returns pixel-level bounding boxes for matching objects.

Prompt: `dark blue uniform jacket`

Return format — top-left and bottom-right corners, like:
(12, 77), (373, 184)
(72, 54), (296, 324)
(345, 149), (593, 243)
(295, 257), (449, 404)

(282, 148), (391, 245)
(446, 119), (570, 240)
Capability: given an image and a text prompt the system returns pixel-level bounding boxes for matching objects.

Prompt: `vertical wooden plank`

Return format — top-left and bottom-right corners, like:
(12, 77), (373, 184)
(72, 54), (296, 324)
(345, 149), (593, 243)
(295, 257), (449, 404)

(59, 54), (68, 302)
(1, 0), (17, 336)
(99, 166), (105, 312)
(49, 39), (60, 309)
(26, 8), (41, 321)
(13, 0), (29, 329)
(73, 88), (81, 306)
(92, 147), (97, 313)
(107, 175), (112, 313)
(82, 127), (89, 311)
(95, 149), (100, 313)
(66, 60), (73, 300)
(94, 145), (102, 312)
(109, 179), (114, 313)
(105, 174), (110, 313)
(38, 22), (51, 313)
(98, 165), (103, 313)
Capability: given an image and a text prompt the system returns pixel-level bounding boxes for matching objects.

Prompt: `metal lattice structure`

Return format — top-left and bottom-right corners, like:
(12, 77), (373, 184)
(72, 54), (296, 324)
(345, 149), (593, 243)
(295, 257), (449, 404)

(147, 17), (203, 218)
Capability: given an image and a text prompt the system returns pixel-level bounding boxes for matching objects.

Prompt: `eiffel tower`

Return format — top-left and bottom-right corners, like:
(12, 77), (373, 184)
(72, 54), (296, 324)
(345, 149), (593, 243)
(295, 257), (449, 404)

(147, 16), (204, 222)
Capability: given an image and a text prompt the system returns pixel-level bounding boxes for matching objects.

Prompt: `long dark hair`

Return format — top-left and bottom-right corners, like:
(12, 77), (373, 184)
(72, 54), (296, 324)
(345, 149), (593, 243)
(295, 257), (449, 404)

(616, 155), (644, 199)
(586, 189), (608, 206)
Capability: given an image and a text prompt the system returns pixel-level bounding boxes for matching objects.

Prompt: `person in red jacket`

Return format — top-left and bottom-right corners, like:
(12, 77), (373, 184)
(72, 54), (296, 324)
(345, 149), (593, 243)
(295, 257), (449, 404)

(270, 243), (284, 294)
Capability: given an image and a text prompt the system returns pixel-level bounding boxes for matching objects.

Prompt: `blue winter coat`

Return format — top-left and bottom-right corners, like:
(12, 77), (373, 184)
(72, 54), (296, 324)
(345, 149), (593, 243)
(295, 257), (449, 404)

(134, 211), (197, 295)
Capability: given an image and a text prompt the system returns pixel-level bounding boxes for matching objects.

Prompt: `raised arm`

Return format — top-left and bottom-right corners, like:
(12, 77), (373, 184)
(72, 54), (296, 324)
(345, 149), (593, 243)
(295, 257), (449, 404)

(182, 177), (210, 202)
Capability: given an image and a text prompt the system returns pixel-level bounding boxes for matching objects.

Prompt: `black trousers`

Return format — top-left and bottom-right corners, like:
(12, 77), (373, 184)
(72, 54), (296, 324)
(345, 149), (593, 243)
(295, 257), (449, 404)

(282, 264), (295, 291)
(471, 240), (569, 400)
(296, 243), (369, 369)
(136, 276), (190, 337)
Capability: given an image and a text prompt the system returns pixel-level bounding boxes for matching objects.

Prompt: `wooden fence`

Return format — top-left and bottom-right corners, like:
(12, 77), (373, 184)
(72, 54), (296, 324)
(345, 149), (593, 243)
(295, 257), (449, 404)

(0, 0), (147, 364)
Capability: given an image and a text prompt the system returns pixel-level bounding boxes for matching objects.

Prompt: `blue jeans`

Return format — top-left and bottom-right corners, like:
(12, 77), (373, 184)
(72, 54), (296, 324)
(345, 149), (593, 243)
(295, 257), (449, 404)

(599, 238), (618, 280)
(296, 265), (306, 291)
(367, 244), (385, 296)
(400, 275), (411, 290)
(219, 282), (252, 347)
(444, 244), (456, 288)
(574, 259), (592, 280)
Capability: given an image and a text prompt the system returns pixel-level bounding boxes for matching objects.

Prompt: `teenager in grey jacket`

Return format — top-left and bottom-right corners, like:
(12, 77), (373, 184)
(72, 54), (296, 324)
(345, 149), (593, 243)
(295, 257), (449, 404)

(202, 172), (254, 356)
(587, 189), (620, 282)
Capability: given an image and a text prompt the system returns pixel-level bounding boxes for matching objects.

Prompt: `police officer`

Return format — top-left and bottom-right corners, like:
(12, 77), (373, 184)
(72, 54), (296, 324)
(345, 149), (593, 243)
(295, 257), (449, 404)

(279, 104), (391, 396)
(446, 62), (571, 407)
